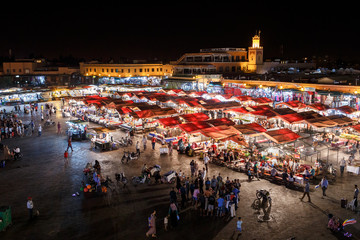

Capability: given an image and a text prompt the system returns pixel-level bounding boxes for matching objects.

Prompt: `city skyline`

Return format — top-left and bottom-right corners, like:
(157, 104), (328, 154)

(1, 3), (359, 63)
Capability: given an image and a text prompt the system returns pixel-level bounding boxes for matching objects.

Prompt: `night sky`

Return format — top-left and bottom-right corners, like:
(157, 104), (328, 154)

(1, 3), (358, 63)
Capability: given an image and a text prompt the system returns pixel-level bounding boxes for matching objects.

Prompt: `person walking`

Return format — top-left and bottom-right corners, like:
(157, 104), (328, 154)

(146, 210), (157, 238)
(235, 217), (243, 240)
(300, 179), (311, 202)
(320, 176), (328, 198)
(136, 141), (140, 156)
(67, 137), (73, 151)
(339, 157), (346, 177)
(204, 153), (209, 171)
(142, 135), (147, 151)
(354, 185), (359, 209)
(38, 125), (42, 136)
(57, 122), (61, 134)
(151, 136), (156, 150)
(27, 197), (34, 220)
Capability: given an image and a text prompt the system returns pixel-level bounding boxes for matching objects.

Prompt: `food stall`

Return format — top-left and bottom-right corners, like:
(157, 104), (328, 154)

(66, 120), (88, 140)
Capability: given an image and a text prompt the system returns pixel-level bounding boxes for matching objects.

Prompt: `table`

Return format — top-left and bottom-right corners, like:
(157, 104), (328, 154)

(347, 165), (360, 174)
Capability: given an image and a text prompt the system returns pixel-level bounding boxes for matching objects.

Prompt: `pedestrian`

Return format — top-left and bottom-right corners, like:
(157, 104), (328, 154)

(300, 179), (311, 202)
(67, 137), (73, 151)
(204, 153), (209, 171)
(27, 197), (34, 220)
(38, 125), (42, 136)
(339, 157), (346, 177)
(64, 150), (68, 160)
(168, 141), (173, 155)
(235, 217), (243, 239)
(136, 141), (140, 156)
(190, 160), (195, 177)
(57, 122), (61, 134)
(164, 215), (169, 231)
(320, 176), (328, 198)
(142, 135), (147, 151)
(151, 136), (156, 150)
(217, 195), (225, 217)
(146, 210), (157, 238)
(354, 185), (359, 208)
(168, 202), (179, 228)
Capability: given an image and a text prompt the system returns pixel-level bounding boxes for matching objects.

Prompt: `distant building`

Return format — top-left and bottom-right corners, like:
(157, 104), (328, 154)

(171, 32), (315, 76)
(0, 58), (80, 86)
(79, 62), (173, 78)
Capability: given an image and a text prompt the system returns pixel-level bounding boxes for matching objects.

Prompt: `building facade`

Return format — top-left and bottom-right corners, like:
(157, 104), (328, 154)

(79, 62), (173, 78)
(1, 59), (80, 86)
(172, 33), (264, 76)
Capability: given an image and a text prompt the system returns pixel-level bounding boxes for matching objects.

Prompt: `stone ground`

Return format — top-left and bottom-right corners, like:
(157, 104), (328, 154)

(0, 101), (360, 240)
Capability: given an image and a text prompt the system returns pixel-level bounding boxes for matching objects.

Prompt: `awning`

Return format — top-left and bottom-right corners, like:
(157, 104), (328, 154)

(327, 115), (354, 126)
(223, 107), (249, 114)
(247, 109), (277, 119)
(180, 112), (209, 122)
(233, 123), (267, 135)
(351, 124), (360, 133)
(199, 125), (241, 140)
(178, 121), (213, 133)
(157, 116), (182, 128)
(252, 97), (273, 104)
(307, 103), (329, 111)
(263, 128), (301, 144)
(334, 105), (358, 115)
(276, 100), (307, 109)
(278, 113), (305, 124)
(205, 117), (235, 126)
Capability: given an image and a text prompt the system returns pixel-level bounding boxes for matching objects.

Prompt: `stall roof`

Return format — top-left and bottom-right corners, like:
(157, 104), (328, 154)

(205, 117), (235, 126)
(200, 101), (241, 110)
(180, 112), (209, 122)
(263, 128), (301, 144)
(247, 109), (277, 119)
(252, 97), (273, 104)
(115, 106), (133, 114)
(223, 107), (249, 114)
(334, 105), (358, 115)
(327, 115), (354, 125)
(307, 103), (329, 111)
(351, 124), (360, 133)
(233, 96), (253, 102)
(178, 121), (213, 133)
(278, 113), (305, 124)
(199, 125), (241, 140)
(233, 123), (267, 135)
(276, 100), (307, 109)
(304, 116), (338, 128)
(157, 116), (182, 127)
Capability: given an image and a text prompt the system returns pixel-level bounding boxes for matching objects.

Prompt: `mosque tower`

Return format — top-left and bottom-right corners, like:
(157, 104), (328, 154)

(248, 30), (263, 72)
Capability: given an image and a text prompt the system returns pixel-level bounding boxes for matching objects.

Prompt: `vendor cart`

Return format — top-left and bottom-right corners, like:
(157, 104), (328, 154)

(161, 170), (176, 183)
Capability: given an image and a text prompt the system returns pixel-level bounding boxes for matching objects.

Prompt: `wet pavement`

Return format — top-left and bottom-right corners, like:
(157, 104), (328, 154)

(0, 101), (360, 240)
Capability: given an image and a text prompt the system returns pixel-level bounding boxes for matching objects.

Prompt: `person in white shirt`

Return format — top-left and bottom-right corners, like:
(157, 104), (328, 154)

(339, 157), (346, 176)
(204, 154), (210, 171)
(27, 197), (34, 220)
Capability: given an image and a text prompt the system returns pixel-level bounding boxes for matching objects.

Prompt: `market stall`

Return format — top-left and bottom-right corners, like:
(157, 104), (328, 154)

(66, 120), (88, 140)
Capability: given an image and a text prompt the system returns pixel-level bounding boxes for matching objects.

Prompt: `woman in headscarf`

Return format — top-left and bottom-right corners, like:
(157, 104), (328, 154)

(146, 210), (157, 238)
(168, 202), (179, 228)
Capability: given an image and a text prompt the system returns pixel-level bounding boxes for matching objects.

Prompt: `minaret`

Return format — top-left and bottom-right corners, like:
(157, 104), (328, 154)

(248, 31), (263, 72)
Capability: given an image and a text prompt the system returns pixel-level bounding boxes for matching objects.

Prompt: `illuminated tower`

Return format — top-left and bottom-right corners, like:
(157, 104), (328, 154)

(248, 31), (263, 72)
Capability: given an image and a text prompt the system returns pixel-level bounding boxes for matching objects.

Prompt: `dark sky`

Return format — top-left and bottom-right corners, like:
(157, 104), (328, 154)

(1, 3), (359, 62)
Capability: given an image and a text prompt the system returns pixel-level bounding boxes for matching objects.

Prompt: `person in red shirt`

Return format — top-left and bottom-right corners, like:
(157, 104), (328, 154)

(151, 136), (156, 150)
(67, 137), (73, 151)
(64, 150), (68, 160)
